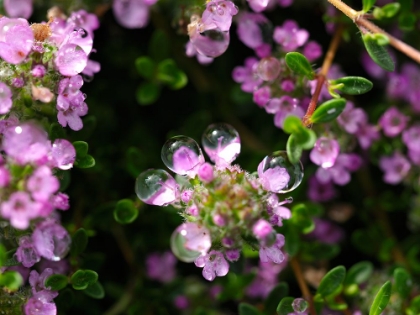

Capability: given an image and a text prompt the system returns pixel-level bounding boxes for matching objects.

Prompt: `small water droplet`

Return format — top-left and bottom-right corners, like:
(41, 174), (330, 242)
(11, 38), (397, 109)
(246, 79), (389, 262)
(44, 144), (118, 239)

(190, 28), (230, 58)
(161, 136), (204, 176)
(135, 169), (178, 206)
(292, 298), (308, 314)
(202, 123), (240, 166)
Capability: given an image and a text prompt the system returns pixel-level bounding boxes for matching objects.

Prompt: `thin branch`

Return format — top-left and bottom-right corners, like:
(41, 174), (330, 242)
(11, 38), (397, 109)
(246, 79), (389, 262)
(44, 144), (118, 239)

(328, 0), (420, 64)
(290, 257), (317, 315)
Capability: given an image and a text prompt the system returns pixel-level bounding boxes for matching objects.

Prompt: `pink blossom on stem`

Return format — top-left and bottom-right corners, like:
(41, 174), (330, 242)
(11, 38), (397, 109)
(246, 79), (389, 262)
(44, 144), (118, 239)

(379, 106), (409, 137)
(146, 252), (177, 283)
(337, 102), (367, 134)
(316, 153), (362, 186)
(259, 233), (285, 264)
(15, 236), (41, 268)
(1, 192), (40, 229)
(195, 250), (229, 281)
(236, 12), (268, 49)
(4, 0), (33, 19)
(258, 162), (290, 193)
(202, 1), (238, 32)
(232, 57), (262, 93)
(185, 41), (214, 65)
(307, 176), (337, 202)
(253, 219), (273, 240)
(253, 86), (271, 107)
(0, 18), (34, 64)
(273, 97), (304, 128)
(113, 0), (154, 29)
(310, 137), (340, 168)
(273, 20), (309, 52)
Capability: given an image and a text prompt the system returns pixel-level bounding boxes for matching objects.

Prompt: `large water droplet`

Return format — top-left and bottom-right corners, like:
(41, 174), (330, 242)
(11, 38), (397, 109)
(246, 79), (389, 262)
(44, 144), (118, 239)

(135, 169), (179, 206)
(292, 298), (308, 314)
(170, 223), (212, 262)
(190, 28), (230, 58)
(161, 136), (204, 176)
(51, 139), (76, 170)
(202, 123), (240, 166)
(257, 151), (303, 193)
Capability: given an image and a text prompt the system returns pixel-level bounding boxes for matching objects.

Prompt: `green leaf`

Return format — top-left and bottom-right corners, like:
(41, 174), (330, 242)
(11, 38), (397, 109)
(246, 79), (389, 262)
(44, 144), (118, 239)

(310, 98), (346, 124)
(70, 228), (88, 257)
(286, 134), (303, 165)
(135, 56), (155, 79)
(3, 249), (20, 267)
(317, 266), (346, 297)
(362, 34), (395, 71)
(239, 303), (260, 315)
(285, 52), (315, 80)
(49, 123), (66, 141)
(330, 76), (373, 95)
(157, 59), (188, 90)
(136, 82), (161, 105)
(282, 221), (300, 257)
(373, 3), (400, 19)
(291, 204), (315, 234)
(369, 281), (392, 315)
(113, 199), (138, 224)
(71, 270), (98, 290)
(45, 274), (68, 291)
(393, 267), (411, 299)
(344, 261), (373, 286)
(83, 281), (105, 299)
(398, 12), (417, 30)
(264, 282), (289, 315)
(283, 116), (315, 148)
(0, 271), (23, 291)
(0, 244), (6, 267)
(276, 297), (295, 315)
(149, 29), (170, 62)
(407, 295), (420, 315)
(73, 141), (89, 157)
(75, 155), (95, 169)
(362, 0), (376, 12)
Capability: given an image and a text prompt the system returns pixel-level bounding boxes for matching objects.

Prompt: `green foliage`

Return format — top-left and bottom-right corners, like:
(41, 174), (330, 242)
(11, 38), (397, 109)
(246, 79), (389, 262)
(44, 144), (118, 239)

(344, 261), (373, 286)
(284, 52), (315, 80)
(369, 281), (392, 315)
(157, 59), (188, 90)
(71, 270), (98, 290)
(0, 271), (23, 291)
(264, 283), (289, 315)
(393, 267), (411, 299)
(310, 98), (346, 124)
(362, 0), (376, 12)
(136, 82), (161, 105)
(73, 141), (95, 169)
(286, 134), (303, 165)
(0, 244), (5, 267)
(362, 34), (395, 71)
(45, 274), (69, 291)
(329, 76), (373, 95)
(238, 303), (261, 315)
(113, 199), (139, 224)
(281, 221), (301, 257)
(49, 122), (66, 141)
(276, 297), (295, 315)
(135, 56), (155, 79)
(317, 266), (346, 297)
(283, 116), (316, 163)
(83, 281), (105, 299)
(373, 3), (400, 19)
(70, 228), (89, 257)
(290, 203), (315, 234)
(407, 295), (420, 315)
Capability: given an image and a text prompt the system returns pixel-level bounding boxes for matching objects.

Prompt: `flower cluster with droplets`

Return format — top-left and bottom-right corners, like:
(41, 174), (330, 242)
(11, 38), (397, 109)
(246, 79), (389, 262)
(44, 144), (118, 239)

(0, 9), (100, 314)
(135, 123), (304, 281)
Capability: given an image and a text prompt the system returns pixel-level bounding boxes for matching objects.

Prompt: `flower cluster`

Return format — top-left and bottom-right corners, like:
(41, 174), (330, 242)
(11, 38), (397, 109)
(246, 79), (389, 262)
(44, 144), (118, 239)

(135, 123), (304, 281)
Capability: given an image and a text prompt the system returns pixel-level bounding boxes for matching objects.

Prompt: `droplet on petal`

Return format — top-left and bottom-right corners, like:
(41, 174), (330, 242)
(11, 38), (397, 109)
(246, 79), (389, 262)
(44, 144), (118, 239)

(161, 136), (204, 176)
(202, 123), (241, 166)
(258, 151), (303, 193)
(292, 298), (309, 314)
(135, 169), (179, 206)
(51, 139), (76, 170)
(55, 43), (87, 76)
(190, 28), (230, 58)
(256, 57), (281, 81)
(32, 221), (71, 261)
(170, 223), (211, 262)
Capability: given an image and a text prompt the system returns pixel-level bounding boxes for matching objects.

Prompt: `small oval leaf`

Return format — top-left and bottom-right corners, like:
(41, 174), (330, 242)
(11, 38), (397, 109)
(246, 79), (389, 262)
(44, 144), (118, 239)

(317, 266), (346, 297)
(345, 261), (374, 286)
(239, 303), (261, 315)
(114, 199), (139, 224)
(83, 281), (105, 299)
(136, 82), (161, 106)
(285, 52), (315, 80)
(276, 296), (295, 315)
(135, 56), (155, 79)
(71, 270), (98, 290)
(286, 134), (303, 165)
(362, 0), (376, 12)
(45, 274), (68, 291)
(362, 34), (395, 71)
(310, 98), (346, 124)
(369, 281), (392, 315)
(330, 76), (373, 95)
(393, 267), (411, 299)
(264, 282), (289, 315)
(70, 228), (88, 257)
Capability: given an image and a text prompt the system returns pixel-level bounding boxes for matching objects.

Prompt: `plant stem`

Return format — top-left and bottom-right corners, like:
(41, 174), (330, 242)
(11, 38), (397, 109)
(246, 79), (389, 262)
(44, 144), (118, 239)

(290, 257), (317, 315)
(328, 0), (420, 64)
(302, 25), (344, 127)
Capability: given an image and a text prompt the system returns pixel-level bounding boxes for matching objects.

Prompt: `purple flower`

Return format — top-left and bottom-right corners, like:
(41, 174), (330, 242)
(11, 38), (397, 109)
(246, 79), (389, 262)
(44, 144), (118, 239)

(27, 166), (60, 202)
(188, 23), (230, 58)
(355, 123), (380, 149)
(29, 268), (55, 293)
(113, 0), (155, 29)
(303, 41), (322, 61)
(310, 138), (340, 168)
(225, 249), (240, 262)
(236, 13), (268, 49)
(4, 0), (33, 19)
(337, 102), (367, 134)
(246, 260), (286, 298)
(68, 10), (100, 34)
(247, 0), (269, 12)
(316, 153), (362, 186)
(0, 17), (34, 64)
(253, 219), (273, 240)
(1, 192), (40, 229)
(0, 82), (13, 114)
(258, 162), (290, 193)
(195, 250), (229, 281)
(198, 163), (215, 183)
(31, 65), (46, 78)
(173, 223), (212, 257)
(32, 220), (71, 261)
(24, 291), (57, 315)
(201, 0), (238, 32)
(379, 152), (411, 184)
(146, 252), (177, 283)
(15, 236), (41, 268)
(259, 233), (285, 264)
(232, 57), (262, 93)
(273, 20), (309, 52)
(57, 96), (88, 131)
(379, 107), (409, 137)
(173, 295), (189, 310)
(51, 193), (70, 211)
(38, 259), (70, 275)
(253, 86), (271, 107)
(55, 44), (87, 76)
(402, 125), (420, 153)
(307, 176), (337, 202)
(361, 51), (386, 79)
(185, 41), (214, 65)
(172, 146), (204, 176)
(273, 97), (305, 129)
(50, 139), (76, 170)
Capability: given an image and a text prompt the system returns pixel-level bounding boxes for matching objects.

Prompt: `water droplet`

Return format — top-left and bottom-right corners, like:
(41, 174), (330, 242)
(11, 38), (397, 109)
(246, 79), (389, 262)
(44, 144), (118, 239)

(257, 151), (303, 193)
(170, 223), (212, 262)
(135, 169), (179, 206)
(256, 57), (281, 81)
(161, 136), (204, 176)
(51, 139), (76, 170)
(202, 123), (240, 166)
(190, 28), (230, 58)
(285, 196), (294, 203)
(292, 298), (308, 314)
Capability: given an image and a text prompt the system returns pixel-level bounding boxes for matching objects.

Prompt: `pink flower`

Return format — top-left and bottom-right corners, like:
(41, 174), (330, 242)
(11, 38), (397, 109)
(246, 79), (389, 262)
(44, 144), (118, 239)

(195, 250), (229, 281)
(4, 0), (33, 19)
(258, 162), (290, 193)
(259, 233), (285, 264)
(316, 153), (362, 186)
(113, 0), (154, 29)
(27, 166), (60, 202)
(0, 82), (12, 114)
(1, 192), (40, 229)
(379, 106), (409, 137)
(146, 252), (177, 283)
(232, 57), (263, 93)
(0, 17), (34, 64)
(32, 220), (71, 261)
(55, 44), (88, 76)
(15, 236), (41, 268)
(202, 0), (238, 32)
(273, 20), (309, 52)
(310, 138), (340, 168)
(236, 13), (268, 49)
(379, 152), (411, 184)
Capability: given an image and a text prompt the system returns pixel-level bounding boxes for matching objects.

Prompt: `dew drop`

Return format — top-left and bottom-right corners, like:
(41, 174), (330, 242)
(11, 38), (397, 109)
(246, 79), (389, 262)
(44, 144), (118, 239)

(170, 223), (212, 262)
(257, 151), (303, 193)
(161, 136), (204, 176)
(190, 28), (230, 58)
(135, 169), (178, 206)
(202, 123), (240, 166)
(292, 298), (308, 314)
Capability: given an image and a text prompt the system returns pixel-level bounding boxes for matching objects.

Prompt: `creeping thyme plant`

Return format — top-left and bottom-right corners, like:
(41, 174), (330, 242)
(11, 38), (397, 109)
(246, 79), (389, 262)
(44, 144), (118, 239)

(2, 0), (420, 314)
